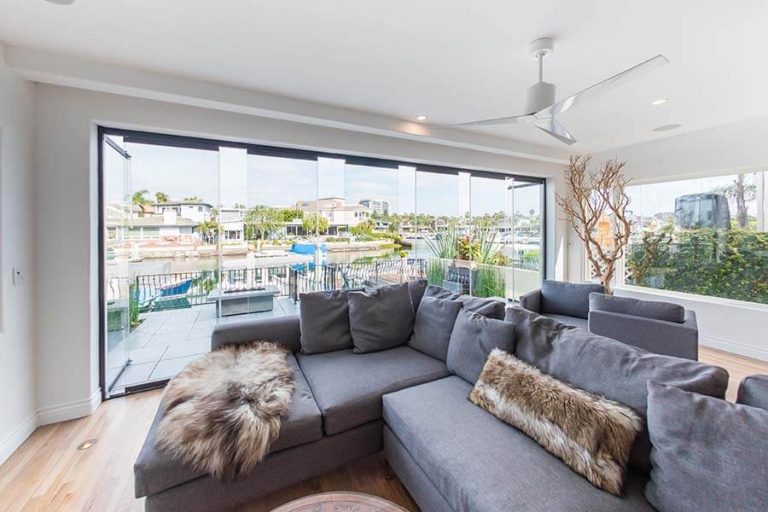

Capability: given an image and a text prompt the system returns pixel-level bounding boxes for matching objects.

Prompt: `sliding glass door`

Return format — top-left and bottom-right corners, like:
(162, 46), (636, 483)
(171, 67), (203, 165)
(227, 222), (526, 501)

(100, 129), (546, 398)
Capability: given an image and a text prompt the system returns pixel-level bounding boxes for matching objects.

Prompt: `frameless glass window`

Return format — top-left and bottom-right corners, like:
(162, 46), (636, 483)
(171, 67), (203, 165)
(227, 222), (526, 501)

(626, 172), (768, 304)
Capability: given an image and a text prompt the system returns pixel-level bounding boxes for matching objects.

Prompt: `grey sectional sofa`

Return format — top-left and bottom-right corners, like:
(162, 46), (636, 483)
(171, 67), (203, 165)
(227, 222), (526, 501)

(134, 282), (733, 512)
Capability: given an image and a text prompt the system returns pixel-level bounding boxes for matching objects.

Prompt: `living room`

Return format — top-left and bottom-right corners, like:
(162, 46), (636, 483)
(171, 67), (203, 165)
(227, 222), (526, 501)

(1, 1), (767, 511)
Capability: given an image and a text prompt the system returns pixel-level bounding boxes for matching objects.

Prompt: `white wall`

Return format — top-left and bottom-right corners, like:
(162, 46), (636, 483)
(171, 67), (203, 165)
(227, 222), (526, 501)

(0, 45), (37, 464)
(588, 118), (768, 361)
(33, 83), (566, 424)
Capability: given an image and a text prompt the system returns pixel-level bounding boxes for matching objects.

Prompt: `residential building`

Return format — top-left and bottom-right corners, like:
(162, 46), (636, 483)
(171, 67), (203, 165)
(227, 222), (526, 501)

(359, 198), (390, 215)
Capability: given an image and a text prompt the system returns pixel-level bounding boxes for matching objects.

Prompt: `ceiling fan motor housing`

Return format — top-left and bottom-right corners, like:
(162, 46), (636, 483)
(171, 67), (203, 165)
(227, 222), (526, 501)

(525, 81), (556, 115)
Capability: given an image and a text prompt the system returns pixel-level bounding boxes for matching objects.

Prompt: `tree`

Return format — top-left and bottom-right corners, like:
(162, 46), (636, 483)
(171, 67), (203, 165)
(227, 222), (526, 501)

(556, 156), (632, 294)
(302, 214), (330, 235)
(351, 219), (375, 236)
(195, 219), (220, 244)
(712, 174), (757, 229)
(183, 196), (203, 203)
(131, 189), (151, 217)
(155, 191), (170, 203)
(244, 205), (283, 242)
(280, 208), (304, 222)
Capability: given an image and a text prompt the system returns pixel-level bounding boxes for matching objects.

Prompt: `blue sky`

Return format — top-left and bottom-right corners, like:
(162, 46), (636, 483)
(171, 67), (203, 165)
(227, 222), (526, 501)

(104, 137), (541, 217)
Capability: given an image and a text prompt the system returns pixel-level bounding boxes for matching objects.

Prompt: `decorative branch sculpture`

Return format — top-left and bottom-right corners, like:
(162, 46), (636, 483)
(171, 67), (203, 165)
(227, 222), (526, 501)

(556, 156), (632, 294)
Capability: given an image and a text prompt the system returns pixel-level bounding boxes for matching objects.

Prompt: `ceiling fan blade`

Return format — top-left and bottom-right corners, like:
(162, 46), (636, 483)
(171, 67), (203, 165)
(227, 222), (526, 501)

(535, 54), (669, 119)
(534, 118), (577, 145)
(449, 114), (534, 127)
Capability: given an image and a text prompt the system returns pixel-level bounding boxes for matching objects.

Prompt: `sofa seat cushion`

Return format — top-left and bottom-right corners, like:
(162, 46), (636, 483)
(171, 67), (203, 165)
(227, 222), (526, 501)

(383, 376), (655, 512)
(134, 354), (322, 498)
(297, 346), (449, 435)
(543, 313), (588, 329)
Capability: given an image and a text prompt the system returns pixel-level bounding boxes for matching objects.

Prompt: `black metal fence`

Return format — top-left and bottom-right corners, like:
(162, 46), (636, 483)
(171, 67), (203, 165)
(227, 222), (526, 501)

(132, 259), (428, 311)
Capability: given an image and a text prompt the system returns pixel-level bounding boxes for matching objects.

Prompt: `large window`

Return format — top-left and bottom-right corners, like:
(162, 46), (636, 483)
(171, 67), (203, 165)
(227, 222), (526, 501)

(625, 171), (768, 304)
(100, 129), (545, 397)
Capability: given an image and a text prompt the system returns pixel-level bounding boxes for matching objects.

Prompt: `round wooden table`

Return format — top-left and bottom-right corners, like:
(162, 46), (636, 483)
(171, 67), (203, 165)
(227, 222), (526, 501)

(271, 492), (409, 512)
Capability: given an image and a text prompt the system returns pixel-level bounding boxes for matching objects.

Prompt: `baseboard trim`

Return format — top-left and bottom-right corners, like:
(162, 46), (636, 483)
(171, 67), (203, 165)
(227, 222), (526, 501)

(36, 389), (102, 427)
(0, 412), (37, 466)
(701, 336), (768, 362)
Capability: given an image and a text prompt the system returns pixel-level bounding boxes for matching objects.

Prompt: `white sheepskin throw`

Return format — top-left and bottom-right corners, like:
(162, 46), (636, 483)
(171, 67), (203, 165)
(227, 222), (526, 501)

(156, 341), (295, 480)
(470, 349), (642, 496)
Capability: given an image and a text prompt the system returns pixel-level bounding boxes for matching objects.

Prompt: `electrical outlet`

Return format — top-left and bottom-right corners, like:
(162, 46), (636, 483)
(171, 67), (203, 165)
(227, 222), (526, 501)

(12, 267), (24, 285)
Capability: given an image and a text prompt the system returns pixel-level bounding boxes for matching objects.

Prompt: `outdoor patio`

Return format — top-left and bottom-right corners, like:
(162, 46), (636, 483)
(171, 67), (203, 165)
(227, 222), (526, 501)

(107, 297), (298, 392)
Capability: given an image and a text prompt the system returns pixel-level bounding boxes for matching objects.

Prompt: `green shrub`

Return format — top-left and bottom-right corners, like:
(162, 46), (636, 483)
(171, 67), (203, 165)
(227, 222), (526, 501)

(473, 265), (506, 298)
(627, 228), (768, 304)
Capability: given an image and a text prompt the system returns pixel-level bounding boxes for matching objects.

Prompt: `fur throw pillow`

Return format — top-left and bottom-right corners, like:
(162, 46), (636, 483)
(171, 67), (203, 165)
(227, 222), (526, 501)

(470, 349), (642, 496)
(157, 341), (295, 480)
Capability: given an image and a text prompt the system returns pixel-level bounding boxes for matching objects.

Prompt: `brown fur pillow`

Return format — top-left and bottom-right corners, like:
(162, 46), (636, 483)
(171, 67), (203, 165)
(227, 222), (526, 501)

(470, 349), (642, 496)
(157, 341), (295, 480)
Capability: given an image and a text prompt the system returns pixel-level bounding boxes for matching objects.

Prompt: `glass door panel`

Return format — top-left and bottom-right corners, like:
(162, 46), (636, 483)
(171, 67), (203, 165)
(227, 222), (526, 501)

(510, 180), (544, 298)
(103, 135), (131, 396)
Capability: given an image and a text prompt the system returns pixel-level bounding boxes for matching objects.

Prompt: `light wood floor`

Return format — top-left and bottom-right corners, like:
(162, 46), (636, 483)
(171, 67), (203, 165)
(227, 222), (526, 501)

(0, 346), (764, 512)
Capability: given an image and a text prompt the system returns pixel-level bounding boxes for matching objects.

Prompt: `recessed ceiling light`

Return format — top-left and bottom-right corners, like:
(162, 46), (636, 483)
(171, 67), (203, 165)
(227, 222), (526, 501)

(416, 115), (428, 122)
(651, 98), (668, 106)
(653, 123), (682, 132)
(45, 0), (76, 4)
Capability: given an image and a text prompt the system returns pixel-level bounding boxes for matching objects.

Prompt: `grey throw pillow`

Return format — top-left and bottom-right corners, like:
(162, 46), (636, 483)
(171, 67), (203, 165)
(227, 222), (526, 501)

(424, 284), (461, 300)
(349, 283), (415, 353)
(459, 295), (506, 319)
(447, 309), (515, 383)
(407, 278), (428, 312)
(425, 284), (506, 319)
(408, 296), (464, 361)
(736, 374), (768, 411)
(645, 381), (768, 512)
(589, 293), (685, 323)
(299, 289), (358, 354)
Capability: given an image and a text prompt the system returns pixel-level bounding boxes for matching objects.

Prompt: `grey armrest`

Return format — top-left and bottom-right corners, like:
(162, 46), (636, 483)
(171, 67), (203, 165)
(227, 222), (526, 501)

(737, 374), (768, 410)
(519, 289), (542, 313)
(588, 309), (698, 360)
(211, 315), (301, 352)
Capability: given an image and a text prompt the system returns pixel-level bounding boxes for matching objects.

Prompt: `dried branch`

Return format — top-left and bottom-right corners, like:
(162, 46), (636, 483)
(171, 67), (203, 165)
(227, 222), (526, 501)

(556, 156), (632, 294)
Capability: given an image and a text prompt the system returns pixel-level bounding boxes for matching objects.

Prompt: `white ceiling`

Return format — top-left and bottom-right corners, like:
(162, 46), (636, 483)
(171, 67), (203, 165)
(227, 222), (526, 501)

(1, 0), (767, 152)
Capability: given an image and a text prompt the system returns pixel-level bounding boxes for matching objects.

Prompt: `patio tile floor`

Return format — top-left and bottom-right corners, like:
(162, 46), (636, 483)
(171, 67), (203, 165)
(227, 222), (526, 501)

(108, 297), (298, 394)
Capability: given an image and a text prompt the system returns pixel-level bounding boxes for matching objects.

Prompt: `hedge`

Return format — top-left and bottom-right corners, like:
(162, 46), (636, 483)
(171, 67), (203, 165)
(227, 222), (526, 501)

(626, 228), (768, 304)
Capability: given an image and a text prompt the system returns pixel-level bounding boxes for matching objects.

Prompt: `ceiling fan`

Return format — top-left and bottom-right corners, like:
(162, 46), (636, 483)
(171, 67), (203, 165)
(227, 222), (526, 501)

(451, 38), (669, 145)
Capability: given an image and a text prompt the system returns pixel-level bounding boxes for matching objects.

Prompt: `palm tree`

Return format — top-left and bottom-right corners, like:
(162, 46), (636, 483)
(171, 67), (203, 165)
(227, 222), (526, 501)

(302, 214), (330, 235)
(195, 219), (220, 245)
(155, 191), (170, 203)
(131, 189), (151, 217)
(712, 174), (757, 228)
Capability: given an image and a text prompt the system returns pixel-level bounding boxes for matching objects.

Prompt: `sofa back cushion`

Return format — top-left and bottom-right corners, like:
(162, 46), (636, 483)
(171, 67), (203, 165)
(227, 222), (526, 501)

(407, 279), (428, 312)
(736, 375), (768, 411)
(590, 293), (685, 323)
(299, 289), (357, 354)
(408, 296), (463, 361)
(349, 282), (415, 353)
(504, 306), (729, 473)
(645, 381), (768, 512)
(541, 279), (604, 318)
(447, 310), (515, 383)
